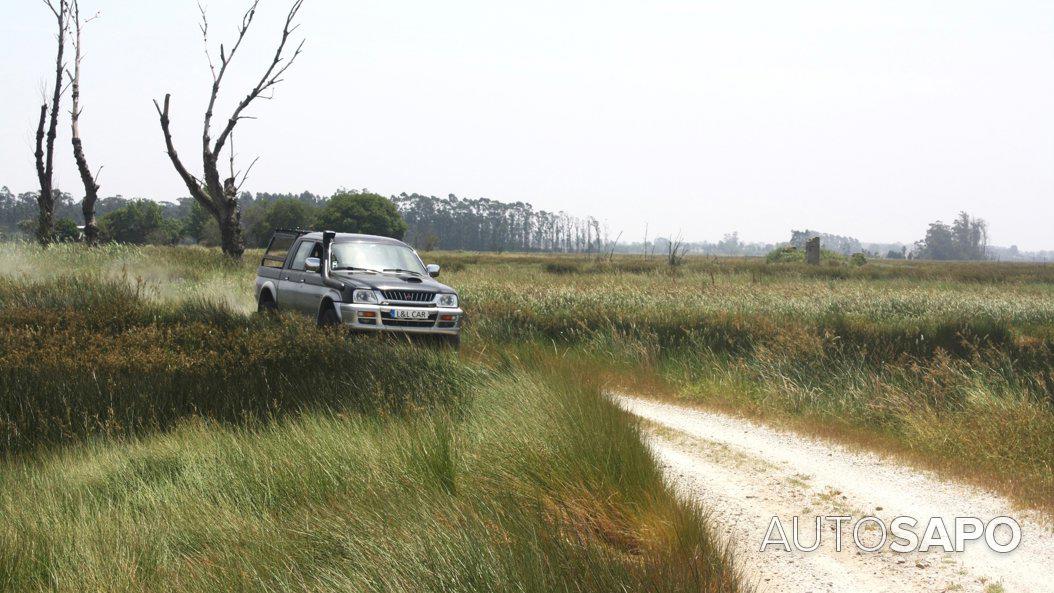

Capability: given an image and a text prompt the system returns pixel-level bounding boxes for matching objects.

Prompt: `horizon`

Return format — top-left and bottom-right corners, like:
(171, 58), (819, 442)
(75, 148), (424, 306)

(3, 1), (1053, 250)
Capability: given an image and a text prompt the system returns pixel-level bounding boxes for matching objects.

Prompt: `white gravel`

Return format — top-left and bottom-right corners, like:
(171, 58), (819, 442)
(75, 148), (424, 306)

(613, 394), (1054, 593)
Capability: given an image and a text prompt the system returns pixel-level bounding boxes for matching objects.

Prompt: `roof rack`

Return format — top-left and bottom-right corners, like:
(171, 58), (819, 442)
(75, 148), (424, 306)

(273, 228), (313, 236)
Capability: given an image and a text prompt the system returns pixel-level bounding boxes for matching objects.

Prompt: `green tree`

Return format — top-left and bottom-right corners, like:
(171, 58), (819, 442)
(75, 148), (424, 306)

(16, 219), (37, 237)
(245, 198), (317, 247)
(316, 192), (407, 239)
(100, 199), (165, 244)
(915, 221), (956, 260)
(183, 200), (220, 246)
(55, 218), (81, 242)
(951, 211), (987, 260)
(915, 213), (988, 261)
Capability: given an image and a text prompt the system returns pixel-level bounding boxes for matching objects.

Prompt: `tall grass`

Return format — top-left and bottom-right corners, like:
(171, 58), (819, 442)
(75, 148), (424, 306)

(0, 369), (742, 592)
(0, 277), (474, 453)
(0, 243), (744, 592)
(436, 254), (1054, 511)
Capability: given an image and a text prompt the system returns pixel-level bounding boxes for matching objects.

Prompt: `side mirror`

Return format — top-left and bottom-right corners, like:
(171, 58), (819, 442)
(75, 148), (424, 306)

(426, 264), (440, 278)
(305, 257), (321, 273)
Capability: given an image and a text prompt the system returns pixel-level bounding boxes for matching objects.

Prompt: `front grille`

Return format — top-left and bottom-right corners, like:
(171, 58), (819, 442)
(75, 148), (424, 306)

(381, 290), (436, 303)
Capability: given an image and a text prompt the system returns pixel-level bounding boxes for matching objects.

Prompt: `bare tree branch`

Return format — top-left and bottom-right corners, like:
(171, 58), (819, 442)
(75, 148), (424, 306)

(41, 0), (60, 18)
(235, 156), (260, 191)
(211, 0), (304, 159)
(202, 0), (260, 157)
(229, 129), (236, 181)
(198, 2), (217, 81)
(154, 94), (217, 217)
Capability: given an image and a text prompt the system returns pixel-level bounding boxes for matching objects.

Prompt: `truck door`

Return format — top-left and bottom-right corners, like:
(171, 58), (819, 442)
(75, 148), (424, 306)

(280, 240), (325, 313)
(278, 240), (313, 313)
(300, 242), (329, 313)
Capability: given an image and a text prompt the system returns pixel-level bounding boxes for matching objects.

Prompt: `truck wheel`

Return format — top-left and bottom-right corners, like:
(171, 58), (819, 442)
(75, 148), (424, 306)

(257, 292), (278, 315)
(318, 305), (340, 327)
(442, 334), (461, 350)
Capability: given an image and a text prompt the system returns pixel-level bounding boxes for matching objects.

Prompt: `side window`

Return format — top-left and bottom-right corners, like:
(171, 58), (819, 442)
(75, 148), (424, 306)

(289, 241), (317, 271)
(261, 234), (296, 268)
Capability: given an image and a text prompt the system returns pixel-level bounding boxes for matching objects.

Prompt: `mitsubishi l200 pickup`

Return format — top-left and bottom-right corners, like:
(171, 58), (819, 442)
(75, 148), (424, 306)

(255, 229), (463, 347)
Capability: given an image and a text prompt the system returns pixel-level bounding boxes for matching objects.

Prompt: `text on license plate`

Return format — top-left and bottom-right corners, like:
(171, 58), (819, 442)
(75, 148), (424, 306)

(392, 309), (430, 320)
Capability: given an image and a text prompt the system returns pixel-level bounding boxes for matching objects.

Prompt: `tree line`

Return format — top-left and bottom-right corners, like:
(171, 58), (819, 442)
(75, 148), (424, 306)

(0, 182), (1007, 262)
(0, 186), (611, 254)
(393, 193), (606, 253)
(0, 187), (406, 247)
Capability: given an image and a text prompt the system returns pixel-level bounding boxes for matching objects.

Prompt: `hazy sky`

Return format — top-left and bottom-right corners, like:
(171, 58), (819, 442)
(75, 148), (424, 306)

(3, 1), (1053, 249)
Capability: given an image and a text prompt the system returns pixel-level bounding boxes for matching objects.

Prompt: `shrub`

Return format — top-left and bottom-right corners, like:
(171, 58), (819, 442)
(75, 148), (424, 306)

(55, 218), (81, 242)
(766, 247), (848, 265)
(100, 199), (171, 244)
(544, 261), (582, 274)
(765, 247), (802, 263)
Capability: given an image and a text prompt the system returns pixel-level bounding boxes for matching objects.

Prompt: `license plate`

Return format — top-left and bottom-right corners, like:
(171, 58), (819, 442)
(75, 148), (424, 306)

(392, 309), (430, 320)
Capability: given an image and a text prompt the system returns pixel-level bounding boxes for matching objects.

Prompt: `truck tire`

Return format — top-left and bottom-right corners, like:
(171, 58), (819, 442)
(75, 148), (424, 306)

(443, 334), (461, 350)
(257, 291), (278, 315)
(318, 305), (340, 327)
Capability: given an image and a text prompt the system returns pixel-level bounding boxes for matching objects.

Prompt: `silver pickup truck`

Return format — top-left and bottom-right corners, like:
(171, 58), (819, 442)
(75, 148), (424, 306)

(255, 229), (463, 347)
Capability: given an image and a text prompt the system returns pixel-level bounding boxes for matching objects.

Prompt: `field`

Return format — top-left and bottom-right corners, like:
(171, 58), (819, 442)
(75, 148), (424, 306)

(444, 252), (1054, 512)
(0, 243), (1052, 590)
(0, 243), (740, 593)
(442, 252), (1054, 511)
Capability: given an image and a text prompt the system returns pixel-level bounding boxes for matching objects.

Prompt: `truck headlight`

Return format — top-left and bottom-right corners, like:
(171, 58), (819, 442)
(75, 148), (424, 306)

(436, 293), (458, 308)
(353, 289), (379, 304)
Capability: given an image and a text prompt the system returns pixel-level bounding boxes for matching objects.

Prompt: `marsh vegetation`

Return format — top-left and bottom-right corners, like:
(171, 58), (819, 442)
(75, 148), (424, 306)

(1, 242), (1052, 590)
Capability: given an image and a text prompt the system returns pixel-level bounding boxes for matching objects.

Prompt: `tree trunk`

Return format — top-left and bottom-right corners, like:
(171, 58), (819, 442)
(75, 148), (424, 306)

(75, 136), (100, 244)
(34, 104), (55, 245)
(72, 98), (100, 246)
(37, 2), (67, 245)
(71, 0), (100, 246)
(34, 2), (69, 245)
(219, 177), (245, 259)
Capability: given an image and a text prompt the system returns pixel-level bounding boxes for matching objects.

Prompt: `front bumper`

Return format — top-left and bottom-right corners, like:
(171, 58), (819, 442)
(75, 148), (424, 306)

(337, 303), (463, 335)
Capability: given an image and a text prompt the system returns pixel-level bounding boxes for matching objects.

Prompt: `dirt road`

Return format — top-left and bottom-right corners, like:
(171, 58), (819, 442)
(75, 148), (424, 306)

(614, 395), (1054, 593)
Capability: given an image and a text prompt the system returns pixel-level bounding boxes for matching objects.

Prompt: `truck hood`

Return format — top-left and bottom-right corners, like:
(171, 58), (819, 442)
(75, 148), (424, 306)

(330, 270), (456, 294)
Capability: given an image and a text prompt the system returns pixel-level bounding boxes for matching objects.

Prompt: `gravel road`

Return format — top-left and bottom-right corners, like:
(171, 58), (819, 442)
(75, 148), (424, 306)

(614, 394), (1054, 593)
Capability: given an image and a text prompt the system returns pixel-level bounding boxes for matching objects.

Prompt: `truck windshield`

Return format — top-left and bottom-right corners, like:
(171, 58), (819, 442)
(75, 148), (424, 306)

(330, 243), (427, 276)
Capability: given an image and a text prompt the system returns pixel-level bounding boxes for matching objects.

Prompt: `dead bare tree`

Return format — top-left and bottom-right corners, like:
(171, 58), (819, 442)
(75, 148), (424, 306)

(667, 233), (690, 267)
(35, 0), (71, 245)
(69, 0), (101, 245)
(154, 0), (305, 259)
(606, 230), (622, 261)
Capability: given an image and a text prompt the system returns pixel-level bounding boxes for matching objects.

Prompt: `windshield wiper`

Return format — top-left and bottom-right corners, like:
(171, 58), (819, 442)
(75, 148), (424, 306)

(383, 268), (423, 277)
(333, 266), (381, 274)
